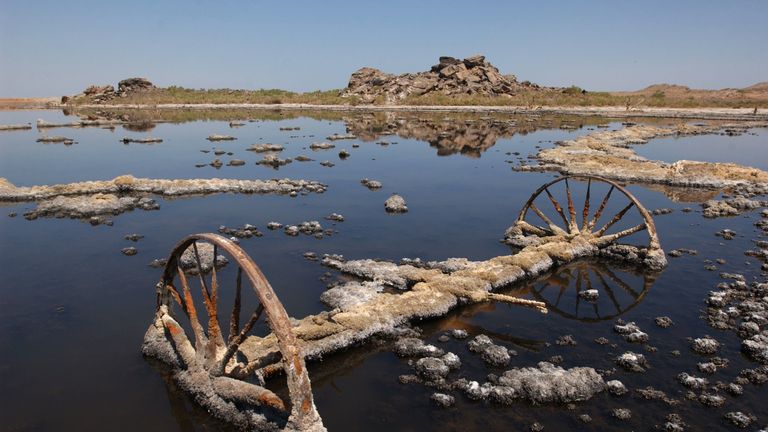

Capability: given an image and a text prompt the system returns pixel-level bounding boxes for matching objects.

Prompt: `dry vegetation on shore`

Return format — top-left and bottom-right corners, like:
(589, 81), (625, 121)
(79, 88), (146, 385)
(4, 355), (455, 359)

(61, 85), (768, 109)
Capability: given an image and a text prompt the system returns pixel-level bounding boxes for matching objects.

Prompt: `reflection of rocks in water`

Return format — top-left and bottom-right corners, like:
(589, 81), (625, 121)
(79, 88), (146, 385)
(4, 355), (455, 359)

(122, 121), (156, 132)
(529, 260), (657, 322)
(343, 112), (603, 157)
(643, 183), (721, 203)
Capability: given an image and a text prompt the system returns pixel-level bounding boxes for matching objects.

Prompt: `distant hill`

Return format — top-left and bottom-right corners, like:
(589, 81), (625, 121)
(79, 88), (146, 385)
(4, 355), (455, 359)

(611, 82), (768, 103)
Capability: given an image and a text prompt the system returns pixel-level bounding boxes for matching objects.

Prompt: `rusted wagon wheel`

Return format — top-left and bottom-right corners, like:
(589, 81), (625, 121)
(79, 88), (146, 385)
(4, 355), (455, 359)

(514, 175), (661, 251)
(151, 233), (321, 431)
(530, 261), (655, 322)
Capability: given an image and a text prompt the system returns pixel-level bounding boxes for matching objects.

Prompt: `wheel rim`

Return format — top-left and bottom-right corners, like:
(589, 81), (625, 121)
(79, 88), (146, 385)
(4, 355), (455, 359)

(155, 233), (317, 427)
(515, 175), (661, 251)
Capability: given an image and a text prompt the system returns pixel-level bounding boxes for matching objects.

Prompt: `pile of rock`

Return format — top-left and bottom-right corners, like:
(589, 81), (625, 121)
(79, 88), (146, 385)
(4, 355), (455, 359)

(67, 77), (155, 104)
(341, 55), (550, 103)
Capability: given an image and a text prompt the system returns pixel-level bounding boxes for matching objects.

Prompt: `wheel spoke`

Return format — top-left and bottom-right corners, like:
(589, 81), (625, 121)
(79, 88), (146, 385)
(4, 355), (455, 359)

(594, 223), (646, 246)
(565, 179), (578, 233)
(166, 282), (183, 308)
(176, 265), (207, 350)
(587, 185), (614, 231)
(594, 202), (634, 237)
(192, 242), (225, 349)
(543, 187), (571, 229)
(216, 304), (265, 375)
(229, 267), (243, 344)
(529, 203), (568, 235)
(517, 220), (553, 237)
(581, 179), (591, 232)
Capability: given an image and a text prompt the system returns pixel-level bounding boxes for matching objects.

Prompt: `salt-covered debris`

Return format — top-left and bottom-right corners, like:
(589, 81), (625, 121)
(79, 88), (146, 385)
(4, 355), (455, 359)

(385, 194), (408, 213)
(655, 316), (674, 328)
(487, 362), (606, 404)
(0, 175), (327, 201)
(616, 351), (649, 372)
(227, 159), (245, 166)
(206, 134), (236, 141)
(0, 123), (32, 131)
(320, 281), (384, 311)
(663, 413), (687, 431)
(613, 321), (649, 343)
(23, 194), (159, 220)
(635, 387), (678, 405)
(217, 224), (263, 239)
(677, 373), (709, 390)
(326, 133), (356, 141)
(3, 176), (327, 221)
(121, 137), (162, 144)
(430, 392), (455, 408)
(703, 197), (767, 218)
(441, 352), (461, 370)
(266, 222), (282, 230)
(246, 143), (284, 152)
(451, 329), (469, 339)
(742, 333), (768, 364)
(361, 178), (383, 190)
(394, 337), (444, 358)
(324, 213), (344, 222)
(691, 337), (720, 355)
(611, 408), (632, 420)
(121, 246), (137, 256)
(124, 233), (144, 242)
(309, 142), (335, 150)
(256, 154), (292, 168)
(319, 161), (335, 167)
(606, 380), (627, 396)
(578, 289), (599, 301)
(698, 393), (725, 407)
(724, 411), (756, 428)
(715, 229), (736, 240)
(414, 357), (450, 381)
(468, 335), (511, 367)
(36, 136), (75, 144)
(526, 124), (768, 189)
(556, 335), (577, 346)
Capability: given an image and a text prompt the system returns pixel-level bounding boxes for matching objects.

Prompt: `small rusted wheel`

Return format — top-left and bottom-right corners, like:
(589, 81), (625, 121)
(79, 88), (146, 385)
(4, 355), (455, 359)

(530, 261), (655, 322)
(514, 175), (661, 251)
(154, 233), (320, 430)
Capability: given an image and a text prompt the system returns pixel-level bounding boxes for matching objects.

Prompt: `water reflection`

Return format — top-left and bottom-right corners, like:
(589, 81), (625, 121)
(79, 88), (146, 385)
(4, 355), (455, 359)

(529, 259), (657, 322)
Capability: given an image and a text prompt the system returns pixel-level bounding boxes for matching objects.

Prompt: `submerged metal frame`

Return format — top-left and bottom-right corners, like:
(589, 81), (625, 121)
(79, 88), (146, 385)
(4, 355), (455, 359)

(143, 175), (667, 431)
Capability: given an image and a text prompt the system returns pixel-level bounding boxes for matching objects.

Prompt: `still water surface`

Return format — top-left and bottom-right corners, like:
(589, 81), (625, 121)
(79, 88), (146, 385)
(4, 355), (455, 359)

(0, 110), (766, 431)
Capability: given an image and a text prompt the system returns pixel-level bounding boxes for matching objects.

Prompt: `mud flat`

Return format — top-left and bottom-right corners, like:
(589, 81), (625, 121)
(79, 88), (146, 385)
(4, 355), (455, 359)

(0, 175), (327, 220)
(519, 123), (768, 190)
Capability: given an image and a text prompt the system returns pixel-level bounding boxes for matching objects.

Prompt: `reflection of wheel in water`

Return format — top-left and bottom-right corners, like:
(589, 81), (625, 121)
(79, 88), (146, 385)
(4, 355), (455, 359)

(514, 175), (661, 251)
(530, 260), (655, 322)
(154, 233), (318, 428)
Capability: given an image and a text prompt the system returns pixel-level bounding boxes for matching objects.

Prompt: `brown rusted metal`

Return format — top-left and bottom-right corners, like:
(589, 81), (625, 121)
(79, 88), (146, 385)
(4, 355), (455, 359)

(515, 175), (662, 253)
(158, 233), (320, 430)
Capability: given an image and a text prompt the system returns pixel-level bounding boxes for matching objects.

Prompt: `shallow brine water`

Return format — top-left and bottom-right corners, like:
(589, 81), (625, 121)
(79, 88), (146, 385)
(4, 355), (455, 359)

(0, 110), (766, 431)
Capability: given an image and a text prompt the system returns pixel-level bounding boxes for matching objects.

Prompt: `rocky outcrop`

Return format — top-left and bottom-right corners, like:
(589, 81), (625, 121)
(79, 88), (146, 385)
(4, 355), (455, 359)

(341, 55), (550, 103)
(67, 77), (155, 104)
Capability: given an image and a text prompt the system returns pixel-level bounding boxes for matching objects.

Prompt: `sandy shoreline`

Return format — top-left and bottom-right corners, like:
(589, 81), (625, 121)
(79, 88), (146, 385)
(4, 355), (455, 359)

(0, 100), (762, 121)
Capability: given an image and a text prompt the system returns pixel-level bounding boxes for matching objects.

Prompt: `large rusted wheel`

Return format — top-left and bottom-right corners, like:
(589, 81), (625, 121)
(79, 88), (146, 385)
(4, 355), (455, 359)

(513, 175), (662, 251)
(152, 233), (321, 430)
(530, 261), (655, 322)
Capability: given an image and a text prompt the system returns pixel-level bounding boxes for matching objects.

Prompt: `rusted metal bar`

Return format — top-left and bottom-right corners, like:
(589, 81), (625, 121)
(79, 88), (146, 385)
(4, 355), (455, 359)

(594, 202), (635, 237)
(587, 185), (614, 231)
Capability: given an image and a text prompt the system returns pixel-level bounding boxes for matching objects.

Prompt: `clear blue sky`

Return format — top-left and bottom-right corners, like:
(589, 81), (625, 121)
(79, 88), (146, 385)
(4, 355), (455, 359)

(1, 0), (766, 97)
